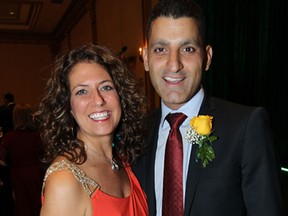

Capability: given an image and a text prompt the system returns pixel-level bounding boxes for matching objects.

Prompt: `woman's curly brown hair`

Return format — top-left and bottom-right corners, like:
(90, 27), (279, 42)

(35, 44), (147, 165)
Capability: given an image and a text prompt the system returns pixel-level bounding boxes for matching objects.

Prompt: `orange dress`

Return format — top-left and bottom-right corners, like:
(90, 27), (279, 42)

(42, 160), (148, 216)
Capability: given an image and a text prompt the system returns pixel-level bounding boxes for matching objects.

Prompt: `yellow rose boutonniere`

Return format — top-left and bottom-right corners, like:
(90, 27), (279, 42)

(185, 115), (217, 168)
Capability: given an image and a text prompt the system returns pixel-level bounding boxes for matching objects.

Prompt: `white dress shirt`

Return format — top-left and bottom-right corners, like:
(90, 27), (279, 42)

(154, 88), (204, 216)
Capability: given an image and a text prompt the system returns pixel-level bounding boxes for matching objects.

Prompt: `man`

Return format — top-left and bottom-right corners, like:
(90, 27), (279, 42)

(133, 0), (284, 215)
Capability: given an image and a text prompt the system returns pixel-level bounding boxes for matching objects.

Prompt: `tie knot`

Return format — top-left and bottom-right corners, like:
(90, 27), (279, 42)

(166, 113), (187, 129)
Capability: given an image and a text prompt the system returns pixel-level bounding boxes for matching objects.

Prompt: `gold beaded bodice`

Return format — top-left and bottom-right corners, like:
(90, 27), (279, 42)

(42, 160), (100, 197)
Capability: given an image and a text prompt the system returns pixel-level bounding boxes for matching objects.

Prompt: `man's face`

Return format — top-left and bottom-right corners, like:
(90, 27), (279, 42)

(143, 17), (212, 110)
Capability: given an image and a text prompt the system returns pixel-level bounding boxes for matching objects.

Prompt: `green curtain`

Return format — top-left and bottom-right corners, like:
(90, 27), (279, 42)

(196, 0), (288, 167)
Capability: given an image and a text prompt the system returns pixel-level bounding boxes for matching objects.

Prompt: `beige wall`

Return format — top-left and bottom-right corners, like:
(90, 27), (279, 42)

(96, 0), (144, 56)
(0, 0), (158, 108)
(95, 0), (149, 98)
(66, 0), (146, 81)
(0, 44), (52, 107)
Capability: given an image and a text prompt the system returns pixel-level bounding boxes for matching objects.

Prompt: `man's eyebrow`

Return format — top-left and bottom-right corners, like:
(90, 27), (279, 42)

(180, 39), (199, 46)
(149, 39), (199, 48)
(149, 39), (169, 48)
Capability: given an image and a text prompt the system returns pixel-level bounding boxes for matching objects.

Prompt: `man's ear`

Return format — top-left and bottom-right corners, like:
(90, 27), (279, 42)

(143, 48), (149, 71)
(204, 45), (213, 71)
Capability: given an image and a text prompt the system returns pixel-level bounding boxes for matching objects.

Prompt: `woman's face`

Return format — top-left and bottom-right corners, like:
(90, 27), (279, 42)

(69, 62), (121, 140)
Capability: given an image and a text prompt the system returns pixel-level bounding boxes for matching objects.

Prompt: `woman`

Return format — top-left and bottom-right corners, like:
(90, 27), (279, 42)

(36, 44), (148, 216)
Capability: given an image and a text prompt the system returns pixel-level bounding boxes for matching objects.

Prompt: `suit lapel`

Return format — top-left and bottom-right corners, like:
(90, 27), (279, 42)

(184, 144), (202, 216)
(184, 94), (216, 216)
(142, 109), (161, 215)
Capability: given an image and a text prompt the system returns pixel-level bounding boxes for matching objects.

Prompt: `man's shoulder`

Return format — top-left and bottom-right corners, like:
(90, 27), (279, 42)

(210, 96), (258, 111)
(207, 96), (268, 119)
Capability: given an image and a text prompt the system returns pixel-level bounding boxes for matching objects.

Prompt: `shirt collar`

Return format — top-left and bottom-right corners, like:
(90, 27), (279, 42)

(160, 87), (204, 129)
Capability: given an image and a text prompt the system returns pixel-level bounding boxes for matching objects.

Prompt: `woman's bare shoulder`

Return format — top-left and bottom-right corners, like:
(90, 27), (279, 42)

(41, 160), (89, 216)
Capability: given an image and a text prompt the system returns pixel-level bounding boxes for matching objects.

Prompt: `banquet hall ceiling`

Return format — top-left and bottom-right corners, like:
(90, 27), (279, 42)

(0, 0), (87, 44)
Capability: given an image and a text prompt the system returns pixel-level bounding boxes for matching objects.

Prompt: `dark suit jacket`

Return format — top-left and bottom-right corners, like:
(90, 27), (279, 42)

(133, 94), (284, 216)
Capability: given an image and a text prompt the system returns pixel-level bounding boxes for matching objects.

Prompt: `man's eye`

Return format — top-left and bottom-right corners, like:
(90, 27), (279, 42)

(75, 89), (87, 95)
(154, 47), (165, 53)
(184, 47), (195, 53)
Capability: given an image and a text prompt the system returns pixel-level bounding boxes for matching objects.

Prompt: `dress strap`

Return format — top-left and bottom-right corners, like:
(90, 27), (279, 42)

(42, 160), (100, 197)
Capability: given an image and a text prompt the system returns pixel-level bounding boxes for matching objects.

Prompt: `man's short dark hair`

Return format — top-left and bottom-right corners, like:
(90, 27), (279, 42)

(146, 0), (206, 47)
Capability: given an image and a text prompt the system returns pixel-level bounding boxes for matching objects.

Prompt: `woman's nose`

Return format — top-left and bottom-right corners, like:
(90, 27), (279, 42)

(93, 90), (105, 106)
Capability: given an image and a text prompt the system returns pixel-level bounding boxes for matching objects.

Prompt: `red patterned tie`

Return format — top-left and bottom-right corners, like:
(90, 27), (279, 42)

(162, 113), (187, 216)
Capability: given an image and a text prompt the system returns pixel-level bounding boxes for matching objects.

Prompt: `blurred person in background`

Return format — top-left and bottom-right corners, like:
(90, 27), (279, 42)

(0, 103), (44, 216)
(0, 92), (16, 216)
(0, 93), (16, 134)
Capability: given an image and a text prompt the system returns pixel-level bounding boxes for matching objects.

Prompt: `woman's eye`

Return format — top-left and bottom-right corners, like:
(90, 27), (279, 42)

(101, 85), (113, 91)
(75, 89), (87, 95)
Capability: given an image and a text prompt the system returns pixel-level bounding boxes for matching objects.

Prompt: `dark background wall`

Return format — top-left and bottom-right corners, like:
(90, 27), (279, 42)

(195, 0), (288, 168)
(192, 1), (287, 211)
